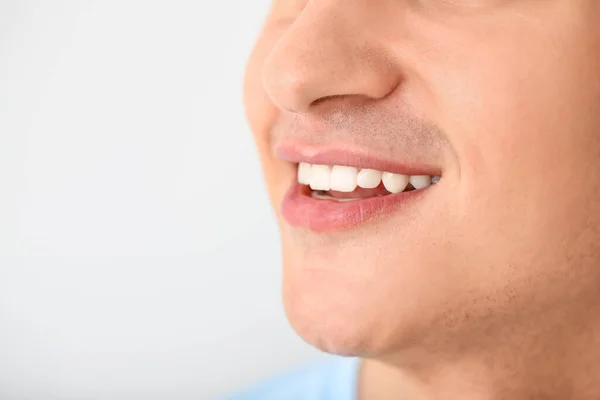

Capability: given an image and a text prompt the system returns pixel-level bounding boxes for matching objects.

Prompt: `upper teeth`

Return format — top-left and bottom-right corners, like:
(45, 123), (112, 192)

(409, 175), (432, 190)
(357, 169), (382, 189)
(298, 162), (440, 194)
(381, 172), (409, 193)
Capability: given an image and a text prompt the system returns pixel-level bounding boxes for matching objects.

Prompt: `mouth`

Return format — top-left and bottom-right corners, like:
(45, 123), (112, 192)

(281, 158), (441, 231)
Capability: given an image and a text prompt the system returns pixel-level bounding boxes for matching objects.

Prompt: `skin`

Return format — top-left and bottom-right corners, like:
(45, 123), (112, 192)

(243, 0), (600, 399)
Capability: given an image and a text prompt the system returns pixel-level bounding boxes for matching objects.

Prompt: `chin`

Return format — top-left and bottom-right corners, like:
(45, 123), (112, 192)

(280, 249), (429, 358)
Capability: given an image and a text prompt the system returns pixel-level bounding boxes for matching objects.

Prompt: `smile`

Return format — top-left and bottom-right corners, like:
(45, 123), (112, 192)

(282, 160), (441, 231)
(298, 162), (440, 201)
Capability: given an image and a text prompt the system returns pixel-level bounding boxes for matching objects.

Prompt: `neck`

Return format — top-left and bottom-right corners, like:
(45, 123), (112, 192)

(358, 302), (600, 400)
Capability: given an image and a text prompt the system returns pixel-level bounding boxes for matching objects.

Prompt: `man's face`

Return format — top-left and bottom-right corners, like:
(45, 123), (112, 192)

(244, 0), (600, 356)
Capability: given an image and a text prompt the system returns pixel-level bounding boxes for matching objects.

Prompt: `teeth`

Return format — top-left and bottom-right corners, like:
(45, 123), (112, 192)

(381, 172), (410, 193)
(409, 175), (432, 190)
(330, 166), (358, 192)
(298, 163), (439, 195)
(356, 169), (382, 189)
(309, 165), (331, 191)
(297, 162), (312, 185)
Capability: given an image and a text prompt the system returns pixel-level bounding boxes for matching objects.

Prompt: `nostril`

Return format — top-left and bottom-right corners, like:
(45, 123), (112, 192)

(311, 94), (344, 107)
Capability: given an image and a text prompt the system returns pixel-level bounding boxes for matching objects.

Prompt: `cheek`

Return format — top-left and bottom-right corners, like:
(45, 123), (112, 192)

(421, 13), (593, 193)
(424, 14), (600, 281)
(403, 51), (600, 342)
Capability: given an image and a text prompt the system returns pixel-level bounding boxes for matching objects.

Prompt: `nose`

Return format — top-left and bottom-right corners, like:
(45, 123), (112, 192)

(262, 1), (402, 113)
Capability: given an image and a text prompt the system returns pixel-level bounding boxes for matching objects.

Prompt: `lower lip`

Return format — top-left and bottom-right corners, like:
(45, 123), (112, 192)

(281, 183), (429, 231)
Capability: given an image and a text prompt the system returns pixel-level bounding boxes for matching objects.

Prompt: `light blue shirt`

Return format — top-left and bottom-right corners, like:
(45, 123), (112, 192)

(226, 357), (360, 400)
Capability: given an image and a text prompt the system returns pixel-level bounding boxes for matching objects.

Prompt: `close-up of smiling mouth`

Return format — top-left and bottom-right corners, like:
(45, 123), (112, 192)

(278, 147), (442, 231)
(7, 0), (600, 398)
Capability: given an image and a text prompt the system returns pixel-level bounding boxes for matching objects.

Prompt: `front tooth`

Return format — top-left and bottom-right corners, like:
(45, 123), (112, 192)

(309, 165), (331, 191)
(381, 172), (409, 193)
(357, 169), (382, 189)
(298, 162), (312, 185)
(330, 165), (358, 192)
(409, 175), (432, 190)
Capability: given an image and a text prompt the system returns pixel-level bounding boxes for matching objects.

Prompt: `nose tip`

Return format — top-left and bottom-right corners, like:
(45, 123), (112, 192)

(261, 5), (402, 114)
(262, 52), (318, 113)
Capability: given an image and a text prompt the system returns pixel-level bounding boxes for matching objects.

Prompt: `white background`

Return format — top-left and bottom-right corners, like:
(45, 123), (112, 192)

(0, 1), (323, 398)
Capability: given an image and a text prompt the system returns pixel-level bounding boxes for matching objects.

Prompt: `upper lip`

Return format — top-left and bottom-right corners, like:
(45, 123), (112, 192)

(275, 142), (443, 176)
